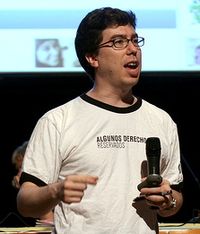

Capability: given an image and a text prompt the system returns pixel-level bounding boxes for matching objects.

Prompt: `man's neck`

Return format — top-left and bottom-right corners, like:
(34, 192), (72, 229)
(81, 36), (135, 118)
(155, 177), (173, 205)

(86, 88), (136, 107)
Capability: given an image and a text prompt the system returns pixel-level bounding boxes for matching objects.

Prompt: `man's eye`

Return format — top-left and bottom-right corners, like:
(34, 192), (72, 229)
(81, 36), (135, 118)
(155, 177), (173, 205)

(114, 38), (125, 45)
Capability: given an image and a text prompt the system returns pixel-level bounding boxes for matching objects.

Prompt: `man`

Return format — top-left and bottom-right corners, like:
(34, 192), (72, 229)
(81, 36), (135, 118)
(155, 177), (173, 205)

(17, 7), (183, 233)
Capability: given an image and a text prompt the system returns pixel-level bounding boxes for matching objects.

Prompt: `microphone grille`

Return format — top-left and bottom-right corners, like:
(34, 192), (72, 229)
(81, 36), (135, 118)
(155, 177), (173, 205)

(146, 137), (161, 156)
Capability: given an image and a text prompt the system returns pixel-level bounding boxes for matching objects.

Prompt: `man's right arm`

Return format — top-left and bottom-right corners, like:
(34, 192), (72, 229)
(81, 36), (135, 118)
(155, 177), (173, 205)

(17, 174), (98, 218)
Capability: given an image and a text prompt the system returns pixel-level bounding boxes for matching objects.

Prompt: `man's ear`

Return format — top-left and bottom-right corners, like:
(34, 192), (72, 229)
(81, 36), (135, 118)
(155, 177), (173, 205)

(85, 53), (98, 68)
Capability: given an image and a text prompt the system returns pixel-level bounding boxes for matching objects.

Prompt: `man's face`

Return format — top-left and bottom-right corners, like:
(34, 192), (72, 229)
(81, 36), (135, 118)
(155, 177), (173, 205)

(91, 24), (142, 89)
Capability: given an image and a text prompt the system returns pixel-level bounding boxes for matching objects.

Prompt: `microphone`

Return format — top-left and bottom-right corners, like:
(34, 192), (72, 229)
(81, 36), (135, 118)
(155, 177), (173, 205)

(137, 137), (163, 191)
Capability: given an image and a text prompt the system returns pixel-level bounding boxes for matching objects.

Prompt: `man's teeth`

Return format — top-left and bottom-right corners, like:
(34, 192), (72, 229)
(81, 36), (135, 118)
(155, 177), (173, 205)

(126, 62), (137, 68)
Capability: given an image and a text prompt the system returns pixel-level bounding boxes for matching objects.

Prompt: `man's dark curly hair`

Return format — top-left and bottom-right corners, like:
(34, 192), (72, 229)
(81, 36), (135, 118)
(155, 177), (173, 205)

(75, 7), (136, 79)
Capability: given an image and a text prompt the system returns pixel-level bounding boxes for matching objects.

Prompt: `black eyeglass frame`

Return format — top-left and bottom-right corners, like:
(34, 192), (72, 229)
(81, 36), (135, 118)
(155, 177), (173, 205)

(97, 36), (145, 50)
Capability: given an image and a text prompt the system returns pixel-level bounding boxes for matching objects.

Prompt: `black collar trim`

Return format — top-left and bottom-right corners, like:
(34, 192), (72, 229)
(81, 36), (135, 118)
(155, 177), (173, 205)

(80, 93), (142, 114)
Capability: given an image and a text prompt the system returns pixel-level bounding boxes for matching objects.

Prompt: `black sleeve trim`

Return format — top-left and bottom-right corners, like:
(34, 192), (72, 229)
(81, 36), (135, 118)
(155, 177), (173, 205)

(19, 172), (47, 187)
(171, 182), (183, 192)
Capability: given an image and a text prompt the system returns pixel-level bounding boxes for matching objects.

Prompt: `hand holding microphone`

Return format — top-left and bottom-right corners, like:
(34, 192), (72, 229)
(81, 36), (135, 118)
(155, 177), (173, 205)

(134, 138), (177, 210)
(137, 137), (163, 191)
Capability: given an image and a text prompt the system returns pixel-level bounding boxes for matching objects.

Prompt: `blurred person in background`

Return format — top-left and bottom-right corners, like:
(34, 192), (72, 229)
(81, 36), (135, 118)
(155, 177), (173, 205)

(11, 141), (54, 226)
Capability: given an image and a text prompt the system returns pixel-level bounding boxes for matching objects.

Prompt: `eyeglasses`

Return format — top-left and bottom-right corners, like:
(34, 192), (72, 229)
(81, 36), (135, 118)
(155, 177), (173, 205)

(97, 36), (145, 50)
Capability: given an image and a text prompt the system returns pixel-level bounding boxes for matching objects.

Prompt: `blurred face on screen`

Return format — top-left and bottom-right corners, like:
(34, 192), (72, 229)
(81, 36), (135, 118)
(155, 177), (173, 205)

(36, 39), (63, 67)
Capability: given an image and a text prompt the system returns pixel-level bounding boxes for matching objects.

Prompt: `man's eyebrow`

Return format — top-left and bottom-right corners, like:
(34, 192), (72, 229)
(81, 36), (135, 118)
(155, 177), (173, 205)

(109, 33), (138, 39)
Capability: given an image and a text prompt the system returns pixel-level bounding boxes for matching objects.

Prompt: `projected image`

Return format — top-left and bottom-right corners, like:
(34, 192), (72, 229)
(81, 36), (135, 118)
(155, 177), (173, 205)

(35, 39), (67, 68)
(0, 0), (200, 72)
(34, 37), (81, 69)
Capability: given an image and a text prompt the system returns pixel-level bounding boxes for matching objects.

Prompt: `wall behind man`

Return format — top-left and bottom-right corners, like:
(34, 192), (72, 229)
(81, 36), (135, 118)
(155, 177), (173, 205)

(0, 71), (199, 226)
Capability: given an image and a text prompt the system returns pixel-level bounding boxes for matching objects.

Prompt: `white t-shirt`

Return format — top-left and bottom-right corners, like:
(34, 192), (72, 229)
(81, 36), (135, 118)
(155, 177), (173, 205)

(22, 94), (183, 234)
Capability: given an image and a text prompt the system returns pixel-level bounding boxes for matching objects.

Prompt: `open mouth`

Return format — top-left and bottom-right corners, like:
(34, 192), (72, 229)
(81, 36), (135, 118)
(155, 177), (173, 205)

(124, 61), (138, 69)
